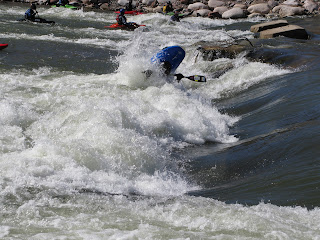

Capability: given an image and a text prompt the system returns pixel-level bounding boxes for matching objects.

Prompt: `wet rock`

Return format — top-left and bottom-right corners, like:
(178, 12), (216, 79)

(197, 44), (250, 61)
(250, 20), (289, 33)
(247, 3), (271, 14)
(259, 25), (309, 39)
(222, 7), (246, 18)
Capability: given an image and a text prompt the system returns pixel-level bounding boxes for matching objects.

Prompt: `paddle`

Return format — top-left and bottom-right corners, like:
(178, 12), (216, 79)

(143, 70), (206, 83)
(174, 73), (206, 82)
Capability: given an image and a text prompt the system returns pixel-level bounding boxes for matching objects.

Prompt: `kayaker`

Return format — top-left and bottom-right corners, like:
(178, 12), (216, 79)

(23, 3), (55, 24)
(25, 4), (38, 21)
(163, 1), (173, 14)
(116, 9), (139, 29)
(146, 46), (185, 78)
(57, 0), (69, 6)
(170, 10), (193, 22)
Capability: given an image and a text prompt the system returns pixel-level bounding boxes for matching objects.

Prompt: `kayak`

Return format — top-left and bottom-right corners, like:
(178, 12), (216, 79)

(151, 46), (185, 74)
(105, 23), (145, 30)
(0, 44), (8, 50)
(114, 10), (144, 15)
(166, 12), (184, 16)
(51, 4), (79, 9)
(17, 18), (55, 25)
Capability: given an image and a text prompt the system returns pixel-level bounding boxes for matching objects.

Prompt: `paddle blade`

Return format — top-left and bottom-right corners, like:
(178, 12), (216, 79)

(187, 75), (206, 82)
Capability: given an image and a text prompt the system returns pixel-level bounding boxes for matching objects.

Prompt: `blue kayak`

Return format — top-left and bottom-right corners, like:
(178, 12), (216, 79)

(151, 46), (185, 74)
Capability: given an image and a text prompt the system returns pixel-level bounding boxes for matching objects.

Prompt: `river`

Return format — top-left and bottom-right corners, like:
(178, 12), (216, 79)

(1, 3), (320, 239)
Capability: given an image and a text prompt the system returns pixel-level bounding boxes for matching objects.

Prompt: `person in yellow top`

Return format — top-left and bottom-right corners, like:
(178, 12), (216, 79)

(163, 1), (173, 14)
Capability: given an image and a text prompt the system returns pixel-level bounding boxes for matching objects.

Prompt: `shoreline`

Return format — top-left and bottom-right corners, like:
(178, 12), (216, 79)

(1, 0), (319, 19)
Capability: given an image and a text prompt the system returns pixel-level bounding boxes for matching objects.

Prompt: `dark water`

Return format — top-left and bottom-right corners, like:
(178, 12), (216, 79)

(1, 3), (320, 238)
(186, 17), (320, 208)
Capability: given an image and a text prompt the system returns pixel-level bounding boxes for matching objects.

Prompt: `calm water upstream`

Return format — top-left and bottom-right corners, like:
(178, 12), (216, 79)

(1, 3), (320, 239)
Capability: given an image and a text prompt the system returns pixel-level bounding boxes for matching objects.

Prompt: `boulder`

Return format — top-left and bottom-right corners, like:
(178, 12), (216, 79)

(142, 0), (154, 6)
(251, 0), (266, 4)
(272, 5), (283, 13)
(208, 0), (225, 8)
(247, 3), (271, 14)
(157, 0), (167, 4)
(213, 6), (228, 15)
(118, 0), (126, 5)
(142, 6), (153, 12)
(267, 0), (278, 8)
(153, 6), (163, 12)
(222, 7), (246, 18)
(188, 2), (208, 11)
(100, 3), (109, 9)
(282, 0), (300, 6)
(259, 25), (309, 39)
(279, 6), (305, 17)
(196, 9), (212, 16)
(250, 20), (288, 33)
(233, 3), (247, 9)
(303, 0), (319, 13)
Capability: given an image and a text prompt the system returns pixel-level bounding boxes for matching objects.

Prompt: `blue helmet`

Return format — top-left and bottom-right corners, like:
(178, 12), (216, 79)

(120, 8), (125, 14)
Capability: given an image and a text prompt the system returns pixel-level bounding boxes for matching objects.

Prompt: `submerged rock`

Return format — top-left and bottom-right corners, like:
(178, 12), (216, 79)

(250, 20), (289, 33)
(197, 44), (250, 61)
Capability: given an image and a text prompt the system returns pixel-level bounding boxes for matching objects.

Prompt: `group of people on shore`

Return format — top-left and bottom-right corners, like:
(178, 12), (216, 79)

(23, 0), (193, 26)
(116, 0), (193, 27)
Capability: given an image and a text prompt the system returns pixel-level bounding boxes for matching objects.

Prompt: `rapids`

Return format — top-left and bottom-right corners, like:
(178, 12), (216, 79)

(1, 3), (320, 239)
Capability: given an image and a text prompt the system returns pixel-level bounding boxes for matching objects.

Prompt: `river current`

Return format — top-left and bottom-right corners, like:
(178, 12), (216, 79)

(1, 3), (320, 239)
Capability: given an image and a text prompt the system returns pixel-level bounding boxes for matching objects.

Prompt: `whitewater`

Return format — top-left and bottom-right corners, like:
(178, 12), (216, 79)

(1, 3), (320, 239)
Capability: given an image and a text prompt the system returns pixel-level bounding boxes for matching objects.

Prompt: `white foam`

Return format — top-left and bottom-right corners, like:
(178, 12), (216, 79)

(0, 6), (310, 239)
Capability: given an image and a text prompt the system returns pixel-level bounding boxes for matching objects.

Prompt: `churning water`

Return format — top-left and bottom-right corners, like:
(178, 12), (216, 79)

(1, 3), (320, 239)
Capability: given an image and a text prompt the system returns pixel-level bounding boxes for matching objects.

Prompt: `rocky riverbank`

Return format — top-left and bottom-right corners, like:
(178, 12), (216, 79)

(1, 0), (319, 19)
